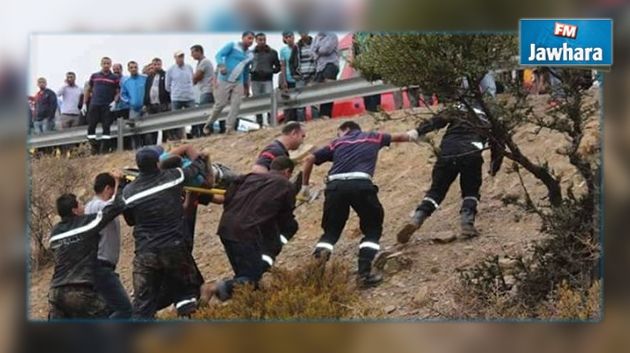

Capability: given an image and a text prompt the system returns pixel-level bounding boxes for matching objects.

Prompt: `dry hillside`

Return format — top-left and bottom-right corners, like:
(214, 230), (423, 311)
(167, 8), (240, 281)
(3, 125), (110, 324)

(28, 96), (600, 320)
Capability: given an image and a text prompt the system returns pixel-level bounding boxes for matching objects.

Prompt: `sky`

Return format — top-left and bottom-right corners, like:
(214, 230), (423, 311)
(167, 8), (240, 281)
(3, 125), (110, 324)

(29, 32), (350, 96)
(28, 33), (285, 94)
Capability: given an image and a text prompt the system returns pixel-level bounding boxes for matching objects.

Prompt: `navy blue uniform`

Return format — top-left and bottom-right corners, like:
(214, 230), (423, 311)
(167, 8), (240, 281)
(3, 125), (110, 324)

(312, 129), (391, 276)
(86, 71), (120, 153)
(414, 106), (489, 217)
(48, 191), (125, 319)
(254, 140), (289, 171)
(123, 159), (208, 319)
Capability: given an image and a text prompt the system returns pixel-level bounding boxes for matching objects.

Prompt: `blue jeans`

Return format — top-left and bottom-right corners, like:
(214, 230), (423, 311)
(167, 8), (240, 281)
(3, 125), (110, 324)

(171, 100), (195, 111)
(32, 120), (51, 135)
(168, 100), (194, 140)
(295, 78), (314, 121)
(93, 261), (132, 319)
(199, 93), (215, 106)
(251, 81), (273, 126)
(192, 93), (214, 137)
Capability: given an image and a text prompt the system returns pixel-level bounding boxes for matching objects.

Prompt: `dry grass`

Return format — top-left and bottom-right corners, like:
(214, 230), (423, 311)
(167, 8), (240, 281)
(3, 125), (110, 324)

(453, 280), (601, 321)
(29, 151), (93, 269)
(537, 280), (601, 321)
(161, 260), (376, 320)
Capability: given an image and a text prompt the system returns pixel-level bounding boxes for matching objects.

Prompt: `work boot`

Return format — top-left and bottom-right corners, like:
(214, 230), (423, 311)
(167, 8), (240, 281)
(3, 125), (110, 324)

(175, 298), (198, 317)
(357, 259), (382, 288)
(396, 209), (429, 244)
(460, 209), (479, 238)
(312, 248), (332, 262)
(98, 140), (109, 154)
(357, 272), (383, 288)
(89, 140), (99, 155)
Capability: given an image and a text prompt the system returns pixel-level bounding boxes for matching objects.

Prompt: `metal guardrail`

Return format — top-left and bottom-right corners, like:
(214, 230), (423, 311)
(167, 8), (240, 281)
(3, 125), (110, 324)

(28, 77), (399, 149)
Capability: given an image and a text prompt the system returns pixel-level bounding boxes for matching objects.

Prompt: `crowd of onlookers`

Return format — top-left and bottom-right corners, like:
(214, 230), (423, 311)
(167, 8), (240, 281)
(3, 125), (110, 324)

(28, 31), (345, 154)
(30, 31), (597, 155)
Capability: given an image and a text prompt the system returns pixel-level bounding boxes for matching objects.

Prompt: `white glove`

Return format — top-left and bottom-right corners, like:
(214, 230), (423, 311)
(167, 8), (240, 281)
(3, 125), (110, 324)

(406, 129), (419, 142)
(81, 105), (88, 115)
(297, 185), (310, 201)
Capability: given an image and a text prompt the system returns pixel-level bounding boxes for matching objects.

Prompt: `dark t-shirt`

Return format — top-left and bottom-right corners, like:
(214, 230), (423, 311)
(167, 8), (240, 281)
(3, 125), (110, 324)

(122, 160), (206, 253)
(88, 71), (120, 106)
(313, 130), (391, 177)
(255, 140), (289, 171)
(218, 173), (297, 242)
(49, 194), (125, 288)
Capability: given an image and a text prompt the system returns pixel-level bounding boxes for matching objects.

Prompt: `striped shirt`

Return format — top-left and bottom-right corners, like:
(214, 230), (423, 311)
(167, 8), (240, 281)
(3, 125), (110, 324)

(296, 40), (316, 79)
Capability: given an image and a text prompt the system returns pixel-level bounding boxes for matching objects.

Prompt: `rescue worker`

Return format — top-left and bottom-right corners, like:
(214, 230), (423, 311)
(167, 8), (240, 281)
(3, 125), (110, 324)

(47, 172), (125, 319)
(205, 156), (298, 302)
(251, 121), (306, 173)
(299, 121), (418, 287)
(122, 145), (210, 319)
(152, 144), (216, 315)
(396, 102), (492, 244)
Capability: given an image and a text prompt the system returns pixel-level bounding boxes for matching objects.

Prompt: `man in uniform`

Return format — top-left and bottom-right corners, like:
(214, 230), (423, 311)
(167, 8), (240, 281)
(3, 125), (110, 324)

(300, 121), (418, 287)
(47, 172), (125, 319)
(396, 103), (493, 243)
(251, 121), (306, 173)
(206, 156), (298, 301)
(122, 146), (210, 319)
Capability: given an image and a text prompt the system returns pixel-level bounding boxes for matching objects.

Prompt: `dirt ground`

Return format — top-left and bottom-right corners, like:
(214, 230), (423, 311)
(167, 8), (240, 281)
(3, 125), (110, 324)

(28, 94), (600, 320)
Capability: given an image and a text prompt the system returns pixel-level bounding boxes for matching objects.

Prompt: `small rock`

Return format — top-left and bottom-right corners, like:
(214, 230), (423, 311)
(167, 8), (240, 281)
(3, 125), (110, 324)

(374, 251), (412, 274)
(412, 286), (431, 308)
(499, 257), (519, 271)
(384, 260), (401, 274)
(504, 275), (516, 287)
(430, 231), (457, 244)
(384, 305), (397, 314)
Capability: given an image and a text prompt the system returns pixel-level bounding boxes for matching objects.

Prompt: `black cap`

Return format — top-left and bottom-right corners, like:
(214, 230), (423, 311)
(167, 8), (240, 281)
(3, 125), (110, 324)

(136, 145), (164, 173)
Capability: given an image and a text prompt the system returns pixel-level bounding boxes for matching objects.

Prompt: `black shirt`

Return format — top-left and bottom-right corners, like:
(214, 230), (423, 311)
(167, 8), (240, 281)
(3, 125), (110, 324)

(49, 192), (125, 288)
(218, 172), (297, 243)
(122, 158), (207, 253)
(416, 106), (490, 157)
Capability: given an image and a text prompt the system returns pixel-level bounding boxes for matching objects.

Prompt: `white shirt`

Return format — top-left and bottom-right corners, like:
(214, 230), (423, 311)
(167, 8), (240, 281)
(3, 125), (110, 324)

(56, 84), (83, 115)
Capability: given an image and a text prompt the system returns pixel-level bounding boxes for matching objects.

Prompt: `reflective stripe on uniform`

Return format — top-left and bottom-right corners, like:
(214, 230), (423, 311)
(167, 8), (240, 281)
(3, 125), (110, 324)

(123, 169), (184, 204)
(358, 241), (380, 251)
(175, 298), (197, 309)
(463, 196), (479, 204)
(423, 197), (439, 210)
(327, 172), (371, 182)
(49, 212), (103, 244)
(262, 254), (274, 266)
(315, 242), (334, 251)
